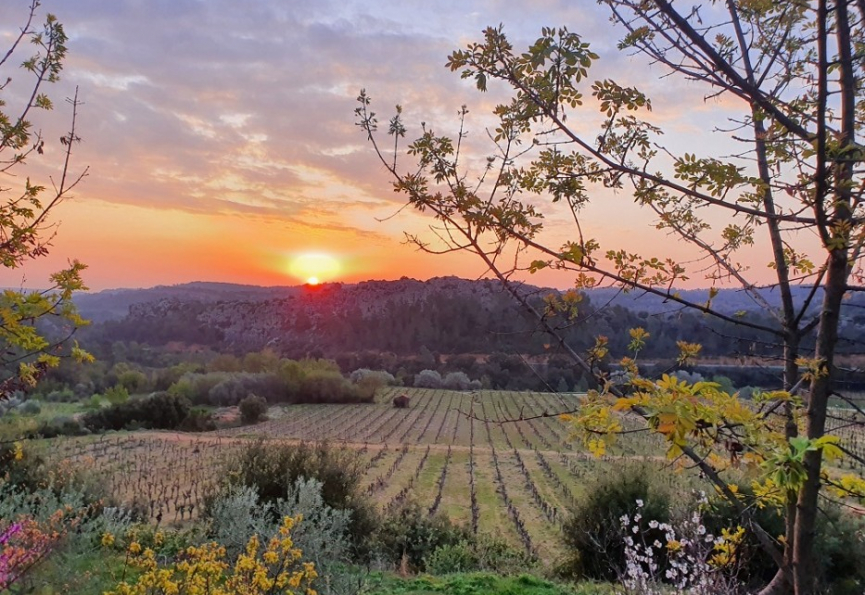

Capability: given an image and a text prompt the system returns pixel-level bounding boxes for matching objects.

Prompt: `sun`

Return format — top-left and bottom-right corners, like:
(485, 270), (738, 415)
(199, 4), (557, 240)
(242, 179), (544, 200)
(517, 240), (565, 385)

(288, 253), (341, 284)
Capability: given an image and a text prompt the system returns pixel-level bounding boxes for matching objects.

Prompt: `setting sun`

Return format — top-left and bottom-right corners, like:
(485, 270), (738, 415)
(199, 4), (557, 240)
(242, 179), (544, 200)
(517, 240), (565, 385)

(288, 253), (341, 284)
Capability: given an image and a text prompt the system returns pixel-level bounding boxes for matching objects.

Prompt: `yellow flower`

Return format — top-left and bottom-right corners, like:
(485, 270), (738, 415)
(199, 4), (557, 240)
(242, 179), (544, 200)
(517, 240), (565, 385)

(12, 441), (24, 461)
(101, 532), (115, 547)
(128, 541), (142, 555)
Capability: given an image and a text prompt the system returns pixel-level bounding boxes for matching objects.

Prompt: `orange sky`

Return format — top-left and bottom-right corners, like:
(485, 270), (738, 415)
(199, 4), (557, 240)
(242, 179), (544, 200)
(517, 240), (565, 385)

(0, 1), (816, 292)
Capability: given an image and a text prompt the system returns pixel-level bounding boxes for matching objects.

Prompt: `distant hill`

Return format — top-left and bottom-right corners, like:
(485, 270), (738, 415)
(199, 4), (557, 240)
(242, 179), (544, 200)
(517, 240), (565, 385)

(74, 282), (303, 322)
(71, 276), (865, 360)
(73, 278), (860, 323)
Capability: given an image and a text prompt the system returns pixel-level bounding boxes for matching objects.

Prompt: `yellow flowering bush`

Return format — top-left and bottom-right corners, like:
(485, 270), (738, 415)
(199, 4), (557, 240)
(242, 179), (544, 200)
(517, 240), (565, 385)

(105, 516), (317, 595)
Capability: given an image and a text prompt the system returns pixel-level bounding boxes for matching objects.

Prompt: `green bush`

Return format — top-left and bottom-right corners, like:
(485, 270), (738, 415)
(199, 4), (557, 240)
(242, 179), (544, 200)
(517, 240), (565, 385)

(374, 498), (471, 572)
(222, 440), (377, 557)
(82, 392), (193, 432)
(104, 384), (130, 405)
(16, 399), (42, 416)
(814, 507), (865, 595)
(559, 465), (670, 581)
(31, 415), (88, 438)
(425, 534), (535, 576)
(177, 408), (217, 432)
(238, 394), (268, 424)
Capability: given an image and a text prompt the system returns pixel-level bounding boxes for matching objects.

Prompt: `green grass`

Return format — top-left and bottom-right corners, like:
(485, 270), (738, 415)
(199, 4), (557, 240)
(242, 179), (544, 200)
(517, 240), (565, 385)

(364, 572), (615, 595)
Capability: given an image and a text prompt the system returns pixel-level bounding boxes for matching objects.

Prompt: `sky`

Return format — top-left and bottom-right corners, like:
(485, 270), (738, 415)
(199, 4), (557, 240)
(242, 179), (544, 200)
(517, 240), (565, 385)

(0, 0), (799, 291)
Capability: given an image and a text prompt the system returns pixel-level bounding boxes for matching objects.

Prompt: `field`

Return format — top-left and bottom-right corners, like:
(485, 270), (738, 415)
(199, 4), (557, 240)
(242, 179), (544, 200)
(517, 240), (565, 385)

(41, 387), (865, 561)
(39, 388), (689, 560)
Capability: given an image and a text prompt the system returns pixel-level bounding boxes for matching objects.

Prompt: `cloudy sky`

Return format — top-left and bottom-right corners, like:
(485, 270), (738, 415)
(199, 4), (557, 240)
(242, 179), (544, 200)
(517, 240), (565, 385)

(0, 0), (773, 290)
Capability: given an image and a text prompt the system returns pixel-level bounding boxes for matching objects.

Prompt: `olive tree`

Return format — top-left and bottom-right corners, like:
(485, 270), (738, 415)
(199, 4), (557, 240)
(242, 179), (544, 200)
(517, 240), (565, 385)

(358, 1), (865, 593)
(1, 0), (90, 405)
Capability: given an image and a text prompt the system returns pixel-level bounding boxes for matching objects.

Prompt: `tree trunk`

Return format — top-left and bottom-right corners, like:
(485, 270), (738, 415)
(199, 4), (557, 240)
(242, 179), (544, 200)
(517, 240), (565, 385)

(793, 252), (848, 593)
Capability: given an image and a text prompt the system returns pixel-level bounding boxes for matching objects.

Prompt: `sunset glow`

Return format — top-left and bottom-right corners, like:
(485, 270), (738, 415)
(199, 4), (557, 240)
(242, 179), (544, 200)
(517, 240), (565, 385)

(288, 253), (341, 284)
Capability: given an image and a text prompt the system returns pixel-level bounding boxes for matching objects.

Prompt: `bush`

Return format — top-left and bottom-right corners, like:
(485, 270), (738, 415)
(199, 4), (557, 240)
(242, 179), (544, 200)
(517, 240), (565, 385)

(209, 373), (284, 406)
(207, 478), (361, 595)
(704, 491), (864, 593)
(177, 408), (217, 432)
(350, 368), (396, 401)
(44, 387), (76, 402)
(82, 392), (193, 432)
(239, 394), (268, 424)
(296, 370), (371, 404)
(16, 400), (42, 416)
(374, 498), (471, 572)
(222, 441), (377, 557)
(104, 384), (129, 405)
(559, 466), (670, 581)
(414, 369), (442, 388)
(426, 534), (535, 575)
(31, 416), (88, 439)
(442, 371), (472, 391)
(349, 368), (395, 385)
(814, 507), (865, 595)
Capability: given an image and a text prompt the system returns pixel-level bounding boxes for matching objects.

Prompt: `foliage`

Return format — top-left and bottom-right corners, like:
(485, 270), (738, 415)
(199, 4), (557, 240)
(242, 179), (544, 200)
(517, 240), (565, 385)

(618, 498), (744, 594)
(82, 392), (193, 432)
(223, 441), (378, 557)
(363, 572), (612, 595)
(0, 1), (91, 407)
(413, 370), (443, 389)
(0, 449), (131, 591)
(239, 394), (268, 425)
(425, 534), (536, 576)
(105, 515), (317, 595)
(31, 415), (88, 438)
(207, 478), (361, 595)
(373, 498), (471, 572)
(559, 466), (670, 582)
(441, 372), (474, 391)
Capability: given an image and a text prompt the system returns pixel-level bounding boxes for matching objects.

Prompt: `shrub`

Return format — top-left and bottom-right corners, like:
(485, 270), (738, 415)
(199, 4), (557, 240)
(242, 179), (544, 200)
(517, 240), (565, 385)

(103, 385), (129, 405)
(16, 400), (42, 416)
(82, 392), (192, 432)
(223, 441), (377, 557)
(239, 394), (268, 424)
(31, 416), (88, 439)
(209, 373), (284, 406)
(44, 388), (76, 403)
(813, 507), (865, 595)
(207, 479), (360, 595)
(374, 498), (471, 572)
(705, 492), (865, 594)
(349, 368), (395, 385)
(177, 408), (217, 432)
(426, 534), (535, 575)
(350, 369), (396, 401)
(413, 369), (442, 388)
(559, 466), (670, 581)
(296, 371), (370, 404)
(105, 517), (316, 595)
(442, 371), (471, 391)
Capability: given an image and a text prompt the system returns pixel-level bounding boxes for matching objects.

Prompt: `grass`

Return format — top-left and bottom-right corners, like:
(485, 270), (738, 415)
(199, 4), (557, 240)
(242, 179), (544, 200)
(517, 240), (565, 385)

(364, 572), (615, 595)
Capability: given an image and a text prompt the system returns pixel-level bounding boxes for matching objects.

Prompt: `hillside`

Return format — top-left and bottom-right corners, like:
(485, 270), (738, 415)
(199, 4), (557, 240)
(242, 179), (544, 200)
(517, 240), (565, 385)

(70, 277), (865, 362)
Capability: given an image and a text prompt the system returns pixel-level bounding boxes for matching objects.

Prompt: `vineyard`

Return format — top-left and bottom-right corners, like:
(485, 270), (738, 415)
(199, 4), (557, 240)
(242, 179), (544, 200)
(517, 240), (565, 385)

(39, 388), (865, 560)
